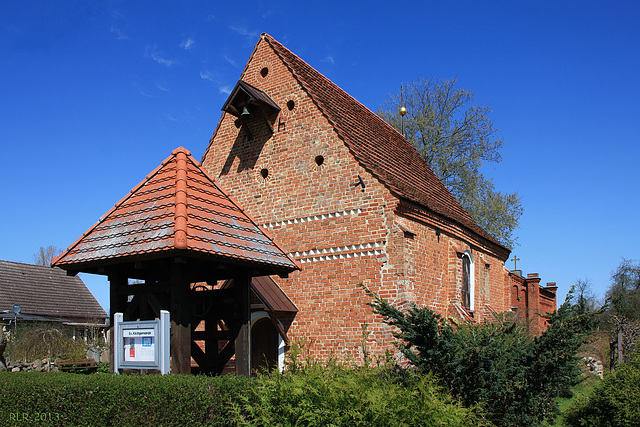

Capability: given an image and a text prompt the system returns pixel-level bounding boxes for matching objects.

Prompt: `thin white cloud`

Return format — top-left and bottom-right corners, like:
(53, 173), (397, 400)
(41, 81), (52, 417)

(147, 45), (175, 67)
(165, 113), (178, 122)
(200, 71), (215, 82)
(137, 88), (155, 98)
(110, 8), (125, 20)
(200, 71), (232, 95)
(180, 38), (194, 50)
(322, 55), (335, 64)
(223, 54), (238, 67)
(110, 26), (128, 40)
(156, 84), (169, 92)
(229, 25), (259, 39)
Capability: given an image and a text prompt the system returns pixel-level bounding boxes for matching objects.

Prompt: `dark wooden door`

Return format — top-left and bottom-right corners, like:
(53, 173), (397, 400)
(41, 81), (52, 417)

(251, 317), (278, 373)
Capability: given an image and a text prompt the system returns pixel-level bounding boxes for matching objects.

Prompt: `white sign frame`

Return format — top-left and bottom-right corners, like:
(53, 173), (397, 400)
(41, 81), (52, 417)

(114, 310), (170, 374)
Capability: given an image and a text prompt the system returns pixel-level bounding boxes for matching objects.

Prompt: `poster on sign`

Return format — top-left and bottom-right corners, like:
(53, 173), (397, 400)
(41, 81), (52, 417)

(123, 329), (155, 362)
(113, 311), (170, 374)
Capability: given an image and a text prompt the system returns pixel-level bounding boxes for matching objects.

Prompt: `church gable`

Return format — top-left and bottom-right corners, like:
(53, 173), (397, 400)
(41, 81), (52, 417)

(201, 35), (396, 252)
(198, 34), (555, 361)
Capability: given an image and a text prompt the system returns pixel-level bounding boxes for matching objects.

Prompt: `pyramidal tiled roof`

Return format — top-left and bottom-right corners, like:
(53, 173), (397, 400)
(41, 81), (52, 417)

(261, 34), (503, 248)
(53, 148), (300, 272)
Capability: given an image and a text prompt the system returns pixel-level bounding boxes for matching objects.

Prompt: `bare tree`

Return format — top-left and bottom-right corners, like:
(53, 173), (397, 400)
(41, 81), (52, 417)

(33, 246), (62, 267)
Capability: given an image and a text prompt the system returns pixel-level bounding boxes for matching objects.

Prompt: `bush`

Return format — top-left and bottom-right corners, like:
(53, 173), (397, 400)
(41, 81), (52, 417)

(364, 286), (600, 426)
(238, 363), (488, 426)
(5, 323), (86, 362)
(0, 372), (250, 426)
(563, 352), (640, 426)
(0, 365), (485, 426)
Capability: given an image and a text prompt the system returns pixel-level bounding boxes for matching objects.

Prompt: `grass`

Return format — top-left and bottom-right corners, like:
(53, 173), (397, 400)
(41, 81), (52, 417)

(545, 373), (602, 426)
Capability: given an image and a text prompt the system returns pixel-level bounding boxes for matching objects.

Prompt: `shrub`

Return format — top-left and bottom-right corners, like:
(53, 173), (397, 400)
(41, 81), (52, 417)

(0, 365), (485, 426)
(563, 352), (640, 426)
(0, 372), (250, 426)
(5, 323), (86, 362)
(237, 363), (488, 426)
(364, 286), (599, 426)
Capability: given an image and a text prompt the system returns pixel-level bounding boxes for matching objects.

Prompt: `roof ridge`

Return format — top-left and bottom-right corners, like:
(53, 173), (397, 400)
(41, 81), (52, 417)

(262, 34), (406, 143)
(173, 148), (189, 249)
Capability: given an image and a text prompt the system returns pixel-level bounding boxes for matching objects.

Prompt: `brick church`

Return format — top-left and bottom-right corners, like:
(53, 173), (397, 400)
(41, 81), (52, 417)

(200, 34), (558, 365)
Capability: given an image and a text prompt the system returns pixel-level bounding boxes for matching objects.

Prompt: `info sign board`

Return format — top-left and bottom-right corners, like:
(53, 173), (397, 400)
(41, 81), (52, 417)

(113, 310), (170, 374)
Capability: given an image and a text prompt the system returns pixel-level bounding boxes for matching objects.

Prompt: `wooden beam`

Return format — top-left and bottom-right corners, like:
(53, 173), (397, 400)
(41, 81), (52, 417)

(170, 261), (191, 374)
(267, 311), (291, 346)
(108, 273), (128, 374)
(234, 274), (251, 376)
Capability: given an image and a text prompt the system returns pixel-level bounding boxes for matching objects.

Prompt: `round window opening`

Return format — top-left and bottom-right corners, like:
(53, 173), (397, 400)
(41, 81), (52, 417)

(287, 100), (295, 111)
(315, 155), (325, 167)
(260, 67), (269, 78)
(260, 168), (269, 179)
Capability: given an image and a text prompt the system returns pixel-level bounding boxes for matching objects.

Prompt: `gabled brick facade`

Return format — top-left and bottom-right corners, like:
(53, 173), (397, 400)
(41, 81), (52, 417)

(201, 34), (556, 361)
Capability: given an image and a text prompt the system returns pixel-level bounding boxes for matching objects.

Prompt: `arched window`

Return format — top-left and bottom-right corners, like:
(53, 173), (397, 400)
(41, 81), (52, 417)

(461, 251), (475, 311)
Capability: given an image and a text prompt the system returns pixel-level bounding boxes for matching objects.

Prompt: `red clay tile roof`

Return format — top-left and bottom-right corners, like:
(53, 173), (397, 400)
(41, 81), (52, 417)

(0, 260), (106, 321)
(53, 148), (300, 272)
(261, 34), (503, 248)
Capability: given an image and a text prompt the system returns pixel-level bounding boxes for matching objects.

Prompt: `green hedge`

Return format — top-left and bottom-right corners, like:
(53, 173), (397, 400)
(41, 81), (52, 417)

(0, 367), (486, 427)
(0, 372), (249, 427)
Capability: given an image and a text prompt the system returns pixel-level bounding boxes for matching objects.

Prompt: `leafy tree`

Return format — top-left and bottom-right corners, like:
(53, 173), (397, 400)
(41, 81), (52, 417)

(379, 78), (523, 248)
(32, 245), (62, 266)
(363, 285), (599, 426)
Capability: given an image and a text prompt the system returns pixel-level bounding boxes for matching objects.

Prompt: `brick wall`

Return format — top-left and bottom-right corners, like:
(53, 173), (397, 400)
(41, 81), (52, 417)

(201, 36), (547, 361)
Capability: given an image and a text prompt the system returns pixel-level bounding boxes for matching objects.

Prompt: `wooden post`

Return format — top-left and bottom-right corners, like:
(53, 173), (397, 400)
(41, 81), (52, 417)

(234, 274), (251, 376)
(170, 260), (191, 374)
(108, 273), (127, 373)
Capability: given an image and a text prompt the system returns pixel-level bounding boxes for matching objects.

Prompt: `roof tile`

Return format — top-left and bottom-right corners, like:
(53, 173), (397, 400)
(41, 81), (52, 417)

(53, 147), (300, 272)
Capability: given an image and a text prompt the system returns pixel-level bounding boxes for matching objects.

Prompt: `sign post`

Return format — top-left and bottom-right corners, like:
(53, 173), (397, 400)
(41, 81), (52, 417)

(114, 310), (170, 374)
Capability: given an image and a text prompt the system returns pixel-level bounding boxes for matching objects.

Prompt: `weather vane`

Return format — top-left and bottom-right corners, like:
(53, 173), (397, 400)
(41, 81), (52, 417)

(399, 83), (407, 137)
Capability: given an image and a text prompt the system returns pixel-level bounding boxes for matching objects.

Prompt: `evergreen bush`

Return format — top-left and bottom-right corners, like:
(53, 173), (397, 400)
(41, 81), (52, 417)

(237, 362), (488, 426)
(563, 352), (640, 427)
(363, 286), (599, 426)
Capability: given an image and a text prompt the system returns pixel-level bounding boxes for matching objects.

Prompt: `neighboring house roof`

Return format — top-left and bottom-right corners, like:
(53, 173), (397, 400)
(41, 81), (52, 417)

(259, 34), (504, 249)
(0, 260), (106, 321)
(53, 147), (300, 274)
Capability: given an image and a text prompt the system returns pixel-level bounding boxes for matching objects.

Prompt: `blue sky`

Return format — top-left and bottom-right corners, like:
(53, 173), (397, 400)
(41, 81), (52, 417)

(1, 1), (638, 312)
